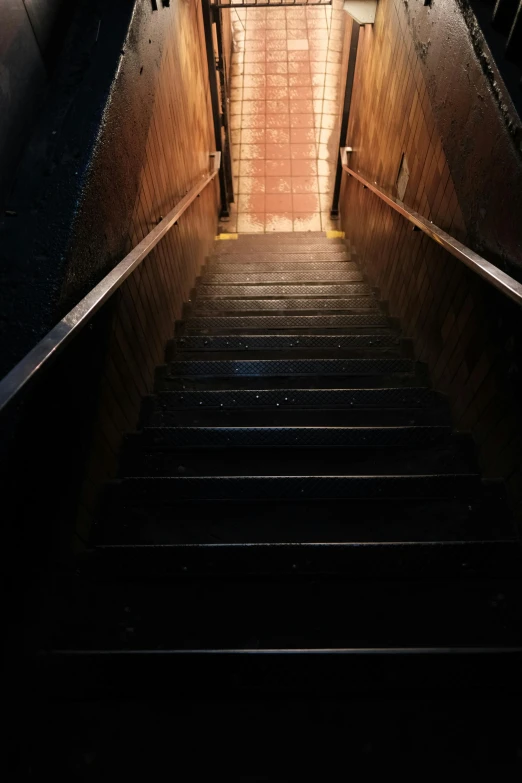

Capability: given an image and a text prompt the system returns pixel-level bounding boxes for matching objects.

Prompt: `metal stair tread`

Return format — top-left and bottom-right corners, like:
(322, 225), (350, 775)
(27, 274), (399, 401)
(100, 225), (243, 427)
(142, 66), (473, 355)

(208, 253), (352, 263)
(190, 298), (380, 313)
(147, 387), (441, 407)
(194, 283), (373, 298)
(202, 271), (365, 283)
(163, 358), (415, 377)
(184, 314), (391, 332)
(135, 424), (453, 445)
(210, 262), (354, 272)
(173, 334), (402, 352)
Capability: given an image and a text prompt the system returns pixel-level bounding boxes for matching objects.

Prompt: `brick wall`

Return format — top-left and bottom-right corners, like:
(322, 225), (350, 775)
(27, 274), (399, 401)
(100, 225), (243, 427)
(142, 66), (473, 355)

(339, 0), (522, 513)
(77, 0), (219, 541)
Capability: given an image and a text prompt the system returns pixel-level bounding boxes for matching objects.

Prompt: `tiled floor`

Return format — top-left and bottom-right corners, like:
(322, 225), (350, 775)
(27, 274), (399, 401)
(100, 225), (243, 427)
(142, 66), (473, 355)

(220, 1), (346, 233)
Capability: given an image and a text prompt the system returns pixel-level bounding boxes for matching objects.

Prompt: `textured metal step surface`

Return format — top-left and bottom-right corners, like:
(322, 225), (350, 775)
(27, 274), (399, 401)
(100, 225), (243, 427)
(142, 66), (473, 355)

(148, 387), (440, 409)
(112, 474), (481, 502)
(191, 298), (379, 313)
(165, 358), (414, 377)
(216, 232), (332, 244)
(146, 408), (450, 429)
(185, 314), (390, 332)
(214, 242), (346, 255)
(203, 271), (365, 283)
(136, 425), (452, 448)
(195, 283), (372, 298)
(175, 335), (401, 352)
(232, 231), (328, 239)
(210, 262), (353, 272)
(209, 252), (351, 263)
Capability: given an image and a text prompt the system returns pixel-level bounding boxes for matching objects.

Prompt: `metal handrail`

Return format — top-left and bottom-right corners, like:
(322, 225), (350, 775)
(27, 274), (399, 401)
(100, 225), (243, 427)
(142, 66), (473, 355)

(0, 152), (221, 413)
(340, 147), (522, 307)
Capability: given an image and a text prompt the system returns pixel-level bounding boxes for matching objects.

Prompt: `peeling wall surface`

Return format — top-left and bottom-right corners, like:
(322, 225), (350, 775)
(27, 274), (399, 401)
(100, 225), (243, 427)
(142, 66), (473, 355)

(396, 0), (522, 274)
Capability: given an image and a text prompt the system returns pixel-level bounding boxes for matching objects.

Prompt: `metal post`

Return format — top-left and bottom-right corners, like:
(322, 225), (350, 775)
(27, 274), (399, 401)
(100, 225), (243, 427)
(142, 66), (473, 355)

(214, 5), (235, 204)
(330, 21), (360, 218)
(202, 0), (230, 217)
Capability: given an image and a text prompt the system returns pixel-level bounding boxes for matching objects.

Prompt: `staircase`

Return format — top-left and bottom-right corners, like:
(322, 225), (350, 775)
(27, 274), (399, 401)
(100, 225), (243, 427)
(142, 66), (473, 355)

(42, 232), (521, 703)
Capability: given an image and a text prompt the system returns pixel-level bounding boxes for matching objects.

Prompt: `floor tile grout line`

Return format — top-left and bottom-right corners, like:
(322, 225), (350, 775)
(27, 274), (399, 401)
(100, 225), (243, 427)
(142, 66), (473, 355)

(229, 2), (340, 234)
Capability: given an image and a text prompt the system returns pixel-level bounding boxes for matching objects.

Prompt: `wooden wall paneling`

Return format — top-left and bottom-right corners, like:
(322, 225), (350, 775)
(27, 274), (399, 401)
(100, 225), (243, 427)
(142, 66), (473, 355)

(339, 0), (522, 510)
(77, 0), (219, 538)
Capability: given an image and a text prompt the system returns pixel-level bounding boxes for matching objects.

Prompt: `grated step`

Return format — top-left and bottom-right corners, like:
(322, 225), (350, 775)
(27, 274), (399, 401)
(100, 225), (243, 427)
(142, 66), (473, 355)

(202, 271), (365, 284)
(163, 358), (414, 378)
(184, 314), (390, 333)
(190, 298), (379, 313)
(210, 262), (354, 272)
(173, 334), (401, 352)
(146, 387), (440, 410)
(208, 252), (352, 263)
(195, 283), (372, 298)
(213, 242), (346, 255)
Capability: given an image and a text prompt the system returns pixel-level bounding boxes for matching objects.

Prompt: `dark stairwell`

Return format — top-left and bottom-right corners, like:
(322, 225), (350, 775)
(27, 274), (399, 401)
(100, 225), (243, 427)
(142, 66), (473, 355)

(2, 0), (522, 775)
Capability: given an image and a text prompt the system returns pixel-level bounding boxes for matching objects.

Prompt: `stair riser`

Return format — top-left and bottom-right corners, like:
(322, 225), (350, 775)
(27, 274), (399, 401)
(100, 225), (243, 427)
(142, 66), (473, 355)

(89, 541), (522, 579)
(51, 575), (522, 649)
(97, 496), (507, 546)
(184, 315), (390, 332)
(121, 446), (471, 479)
(132, 426), (453, 449)
(110, 475), (482, 503)
(39, 650), (522, 698)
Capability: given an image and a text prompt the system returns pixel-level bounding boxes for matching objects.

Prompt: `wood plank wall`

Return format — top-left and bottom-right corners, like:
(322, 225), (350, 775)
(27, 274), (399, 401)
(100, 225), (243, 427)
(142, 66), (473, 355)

(340, 0), (522, 512)
(77, 0), (219, 542)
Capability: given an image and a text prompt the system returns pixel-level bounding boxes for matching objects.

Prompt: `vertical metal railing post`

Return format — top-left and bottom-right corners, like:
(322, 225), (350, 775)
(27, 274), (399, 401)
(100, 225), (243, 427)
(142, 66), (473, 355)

(214, 4), (235, 205)
(330, 21), (360, 218)
(202, 0), (230, 217)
